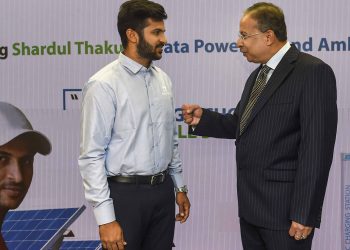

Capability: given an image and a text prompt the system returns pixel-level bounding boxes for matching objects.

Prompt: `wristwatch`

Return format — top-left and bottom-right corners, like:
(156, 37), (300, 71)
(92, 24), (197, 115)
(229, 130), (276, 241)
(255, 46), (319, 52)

(175, 185), (188, 193)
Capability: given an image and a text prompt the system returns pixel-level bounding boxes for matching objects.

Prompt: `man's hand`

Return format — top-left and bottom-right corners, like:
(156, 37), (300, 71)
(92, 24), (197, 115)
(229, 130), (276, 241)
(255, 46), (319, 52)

(99, 221), (127, 250)
(288, 221), (313, 240)
(181, 104), (203, 126)
(175, 192), (191, 223)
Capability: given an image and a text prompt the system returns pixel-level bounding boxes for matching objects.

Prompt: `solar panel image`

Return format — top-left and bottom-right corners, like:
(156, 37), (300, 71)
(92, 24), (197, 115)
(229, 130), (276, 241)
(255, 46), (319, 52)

(1, 206), (85, 250)
(60, 240), (101, 250)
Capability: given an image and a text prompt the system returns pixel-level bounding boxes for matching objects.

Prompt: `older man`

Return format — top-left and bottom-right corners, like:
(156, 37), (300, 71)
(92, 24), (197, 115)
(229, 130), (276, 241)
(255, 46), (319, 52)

(183, 2), (337, 250)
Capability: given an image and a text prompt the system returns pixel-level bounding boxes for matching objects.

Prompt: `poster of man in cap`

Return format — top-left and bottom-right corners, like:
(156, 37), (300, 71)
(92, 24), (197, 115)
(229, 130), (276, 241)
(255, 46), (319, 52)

(0, 102), (51, 249)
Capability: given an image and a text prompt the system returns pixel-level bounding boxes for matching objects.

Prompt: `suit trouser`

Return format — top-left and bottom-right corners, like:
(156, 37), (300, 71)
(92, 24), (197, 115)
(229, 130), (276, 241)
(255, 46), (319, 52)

(108, 174), (175, 250)
(240, 218), (314, 250)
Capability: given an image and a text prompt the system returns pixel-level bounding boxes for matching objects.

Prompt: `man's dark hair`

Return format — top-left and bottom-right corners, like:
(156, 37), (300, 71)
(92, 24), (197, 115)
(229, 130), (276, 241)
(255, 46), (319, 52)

(117, 0), (167, 48)
(244, 2), (287, 42)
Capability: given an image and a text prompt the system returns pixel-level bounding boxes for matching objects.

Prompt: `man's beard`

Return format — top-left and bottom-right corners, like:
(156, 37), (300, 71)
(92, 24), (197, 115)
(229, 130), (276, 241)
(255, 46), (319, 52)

(137, 33), (164, 61)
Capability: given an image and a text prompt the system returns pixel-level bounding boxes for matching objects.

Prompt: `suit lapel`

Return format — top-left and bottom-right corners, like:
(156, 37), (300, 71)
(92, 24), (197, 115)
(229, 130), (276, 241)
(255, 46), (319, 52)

(236, 67), (260, 139)
(239, 45), (299, 136)
(239, 67), (261, 116)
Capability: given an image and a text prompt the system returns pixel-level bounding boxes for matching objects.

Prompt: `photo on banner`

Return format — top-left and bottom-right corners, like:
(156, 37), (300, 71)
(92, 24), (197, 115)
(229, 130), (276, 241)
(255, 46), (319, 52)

(0, 0), (349, 249)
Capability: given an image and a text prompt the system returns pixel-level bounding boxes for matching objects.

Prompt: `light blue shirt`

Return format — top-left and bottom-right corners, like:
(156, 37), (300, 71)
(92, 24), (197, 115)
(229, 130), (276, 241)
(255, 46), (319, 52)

(265, 41), (291, 81)
(78, 53), (184, 225)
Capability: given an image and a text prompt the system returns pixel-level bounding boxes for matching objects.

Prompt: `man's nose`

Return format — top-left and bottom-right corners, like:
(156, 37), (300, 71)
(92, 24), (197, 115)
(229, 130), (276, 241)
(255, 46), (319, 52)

(8, 160), (23, 183)
(160, 34), (167, 45)
(237, 38), (243, 47)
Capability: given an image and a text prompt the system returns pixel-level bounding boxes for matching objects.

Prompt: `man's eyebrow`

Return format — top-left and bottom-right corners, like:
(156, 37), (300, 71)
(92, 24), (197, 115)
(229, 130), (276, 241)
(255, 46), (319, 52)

(0, 151), (11, 156)
(152, 28), (165, 32)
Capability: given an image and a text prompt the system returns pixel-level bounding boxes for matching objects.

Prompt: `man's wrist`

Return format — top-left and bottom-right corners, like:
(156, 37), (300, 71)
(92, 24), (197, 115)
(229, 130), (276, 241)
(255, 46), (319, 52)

(175, 185), (188, 193)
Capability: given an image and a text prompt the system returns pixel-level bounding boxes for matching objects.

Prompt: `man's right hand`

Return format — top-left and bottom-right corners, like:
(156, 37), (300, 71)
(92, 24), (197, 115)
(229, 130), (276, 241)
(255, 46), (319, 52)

(181, 104), (203, 126)
(99, 221), (127, 250)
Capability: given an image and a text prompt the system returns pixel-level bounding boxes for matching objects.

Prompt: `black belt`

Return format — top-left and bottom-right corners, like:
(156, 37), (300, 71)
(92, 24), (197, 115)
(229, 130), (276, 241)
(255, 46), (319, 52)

(108, 170), (168, 185)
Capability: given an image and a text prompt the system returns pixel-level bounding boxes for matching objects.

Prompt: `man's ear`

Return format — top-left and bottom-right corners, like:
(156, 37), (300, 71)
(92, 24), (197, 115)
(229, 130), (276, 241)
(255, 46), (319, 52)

(126, 28), (139, 45)
(265, 30), (275, 46)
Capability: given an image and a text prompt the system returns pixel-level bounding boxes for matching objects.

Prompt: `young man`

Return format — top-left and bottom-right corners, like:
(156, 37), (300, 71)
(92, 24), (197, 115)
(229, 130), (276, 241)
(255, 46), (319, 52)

(0, 102), (51, 249)
(182, 2), (337, 250)
(78, 1), (190, 250)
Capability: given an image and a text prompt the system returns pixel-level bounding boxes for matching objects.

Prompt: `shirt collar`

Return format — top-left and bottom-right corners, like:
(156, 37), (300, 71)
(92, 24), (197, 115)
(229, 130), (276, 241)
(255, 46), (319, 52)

(265, 42), (291, 70)
(118, 52), (156, 74)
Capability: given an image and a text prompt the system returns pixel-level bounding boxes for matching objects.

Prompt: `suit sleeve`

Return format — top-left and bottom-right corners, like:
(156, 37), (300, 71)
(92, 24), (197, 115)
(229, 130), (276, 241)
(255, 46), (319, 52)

(289, 62), (337, 228)
(190, 103), (240, 139)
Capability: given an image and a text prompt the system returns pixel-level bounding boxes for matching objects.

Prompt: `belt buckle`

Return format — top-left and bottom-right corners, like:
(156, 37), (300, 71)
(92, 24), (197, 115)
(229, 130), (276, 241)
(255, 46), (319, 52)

(151, 172), (165, 185)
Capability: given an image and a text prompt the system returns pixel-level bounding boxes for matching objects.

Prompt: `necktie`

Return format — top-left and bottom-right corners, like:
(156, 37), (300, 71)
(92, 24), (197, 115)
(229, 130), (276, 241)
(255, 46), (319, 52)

(240, 65), (271, 135)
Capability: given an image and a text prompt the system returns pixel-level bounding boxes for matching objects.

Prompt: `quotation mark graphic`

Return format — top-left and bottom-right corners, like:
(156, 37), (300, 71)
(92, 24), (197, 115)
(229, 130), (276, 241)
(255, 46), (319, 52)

(63, 88), (82, 110)
(71, 94), (79, 100)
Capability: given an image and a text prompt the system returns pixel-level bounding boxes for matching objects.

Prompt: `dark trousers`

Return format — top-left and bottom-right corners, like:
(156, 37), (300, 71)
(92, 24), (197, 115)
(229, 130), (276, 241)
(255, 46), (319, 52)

(240, 218), (314, 250)
(108, 174), (175, 250)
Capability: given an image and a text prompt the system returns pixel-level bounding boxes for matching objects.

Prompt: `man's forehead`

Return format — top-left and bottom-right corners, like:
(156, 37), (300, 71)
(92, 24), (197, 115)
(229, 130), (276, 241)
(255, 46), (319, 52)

(0, 149), (36, 159)
(0, 137), (37, 156)
(240, 14), (258, 31)
(0, 147), (36, 158)
(144, 18), (165, 30)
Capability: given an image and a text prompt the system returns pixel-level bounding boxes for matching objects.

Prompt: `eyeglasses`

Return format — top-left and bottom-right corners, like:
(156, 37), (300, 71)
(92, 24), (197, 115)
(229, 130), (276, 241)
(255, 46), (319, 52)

(238, 32), (263, 40)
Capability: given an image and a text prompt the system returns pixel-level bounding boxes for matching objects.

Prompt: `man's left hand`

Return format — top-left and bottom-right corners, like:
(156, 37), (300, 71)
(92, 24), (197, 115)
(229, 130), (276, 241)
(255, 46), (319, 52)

(288, 221), (313, 240)
(175, 192), (190, 223)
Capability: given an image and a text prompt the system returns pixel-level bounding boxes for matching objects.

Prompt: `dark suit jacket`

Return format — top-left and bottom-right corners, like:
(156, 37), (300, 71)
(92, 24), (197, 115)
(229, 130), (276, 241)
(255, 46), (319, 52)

(192, 45), (337, 230)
